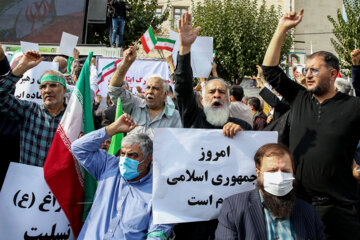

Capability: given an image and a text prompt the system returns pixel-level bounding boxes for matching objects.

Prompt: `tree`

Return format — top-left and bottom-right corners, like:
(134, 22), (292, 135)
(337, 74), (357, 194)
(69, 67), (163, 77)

(191, 0), (293, 84)
(87, 0), (170, 49)
(328, 0), (360, 73)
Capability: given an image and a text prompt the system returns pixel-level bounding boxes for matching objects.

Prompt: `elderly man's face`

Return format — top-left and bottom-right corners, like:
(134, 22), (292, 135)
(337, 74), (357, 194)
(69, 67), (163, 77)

(39, 78), (66, 110)
(144, 77), (166, 110)
(203, 80), (228, 108)
(202, 80), (230, 126)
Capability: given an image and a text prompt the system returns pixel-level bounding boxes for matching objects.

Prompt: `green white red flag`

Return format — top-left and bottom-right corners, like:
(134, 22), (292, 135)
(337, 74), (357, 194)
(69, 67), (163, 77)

(96, 59), (122, 96)
(155, 38), (176, 52)
(140, 26), (157, 54)
(44, 52), (95, 237)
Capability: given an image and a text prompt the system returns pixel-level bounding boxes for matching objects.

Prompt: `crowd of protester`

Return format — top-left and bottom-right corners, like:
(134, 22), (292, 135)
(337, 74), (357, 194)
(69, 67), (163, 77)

(1, 8), (360, 240)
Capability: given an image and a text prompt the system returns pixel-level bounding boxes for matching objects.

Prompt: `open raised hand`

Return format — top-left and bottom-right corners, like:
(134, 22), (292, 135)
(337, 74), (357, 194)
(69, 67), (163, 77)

(178, 12), (201, 54)
(12, 51), (43, 76)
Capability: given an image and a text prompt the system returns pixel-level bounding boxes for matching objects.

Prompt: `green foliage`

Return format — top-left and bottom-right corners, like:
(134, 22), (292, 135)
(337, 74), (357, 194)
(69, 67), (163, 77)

(87, 0), (170, 48)
(328, 0), (360, 73)
(123, 0), (170, 48)
(192, 0), (292, 84)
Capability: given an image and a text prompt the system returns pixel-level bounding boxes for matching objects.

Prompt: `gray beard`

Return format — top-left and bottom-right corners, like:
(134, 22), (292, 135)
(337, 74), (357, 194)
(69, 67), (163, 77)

(203, 102), (230, 126)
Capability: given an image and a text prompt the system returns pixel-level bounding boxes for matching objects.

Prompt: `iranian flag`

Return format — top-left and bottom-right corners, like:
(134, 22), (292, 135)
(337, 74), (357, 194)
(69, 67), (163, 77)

(44, 52), (95, 237)
(96, 59), (122, 97)
(140, 26), (157, 54)
(154, 38), (176, 52)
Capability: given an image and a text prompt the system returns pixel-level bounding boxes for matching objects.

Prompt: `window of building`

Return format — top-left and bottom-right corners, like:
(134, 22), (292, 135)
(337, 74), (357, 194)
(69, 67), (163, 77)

(156, 6), (163, 17)
(173, 7), (187, 29)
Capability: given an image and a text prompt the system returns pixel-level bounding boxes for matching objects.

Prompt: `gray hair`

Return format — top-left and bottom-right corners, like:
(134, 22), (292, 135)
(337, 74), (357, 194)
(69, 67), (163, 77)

(121, 134), (153, 160)
(335, 78), (352, 95)
(147, 75), (169, 93)
(53, 56), (68, 73)
(202, 78), (230, 99)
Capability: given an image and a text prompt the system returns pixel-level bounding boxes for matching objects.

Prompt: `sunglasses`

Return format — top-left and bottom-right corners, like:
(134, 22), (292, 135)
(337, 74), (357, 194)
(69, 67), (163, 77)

(39, 82), (61, 90)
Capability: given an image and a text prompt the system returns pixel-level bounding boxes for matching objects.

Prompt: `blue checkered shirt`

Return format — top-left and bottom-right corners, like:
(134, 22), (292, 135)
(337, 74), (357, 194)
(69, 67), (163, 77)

(0, 73), (64, 166)
(259, 191), (294, 240)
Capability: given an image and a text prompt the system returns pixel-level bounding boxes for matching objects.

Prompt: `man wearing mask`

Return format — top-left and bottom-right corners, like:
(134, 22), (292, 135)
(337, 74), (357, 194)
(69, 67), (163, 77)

(215, 143), (324, 239)
(71, 113), (173, 240)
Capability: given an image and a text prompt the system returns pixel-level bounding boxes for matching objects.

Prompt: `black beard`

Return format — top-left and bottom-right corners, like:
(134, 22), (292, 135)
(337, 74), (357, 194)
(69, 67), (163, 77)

(257, 181), (296, 218)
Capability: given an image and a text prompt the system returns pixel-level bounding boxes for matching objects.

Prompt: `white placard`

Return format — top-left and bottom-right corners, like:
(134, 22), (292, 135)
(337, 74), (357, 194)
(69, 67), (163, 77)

(20, 41), (39, 53)
(0, 162), (74, 239)
(170, 29), (213, 78)
(97, 58), (171, 97)
(153, 128), (277, 224)
(14, 61), (59, 105)
(59, 32), (79, 57)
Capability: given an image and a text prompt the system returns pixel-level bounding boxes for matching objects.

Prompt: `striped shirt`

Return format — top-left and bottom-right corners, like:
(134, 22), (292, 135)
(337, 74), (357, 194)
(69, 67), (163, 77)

(0, 73), (64, 166)
(259, 190), (295, 240)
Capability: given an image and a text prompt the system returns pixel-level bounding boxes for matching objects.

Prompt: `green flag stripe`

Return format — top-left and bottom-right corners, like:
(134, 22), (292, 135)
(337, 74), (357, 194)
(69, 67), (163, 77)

(148, 27), (157, 45)
(157, 38), (175, 44)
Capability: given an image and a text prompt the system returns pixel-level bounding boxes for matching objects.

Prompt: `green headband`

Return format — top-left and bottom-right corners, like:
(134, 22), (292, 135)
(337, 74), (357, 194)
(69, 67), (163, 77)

(40, 75), (69, 92)
(40, 75), (67, 88)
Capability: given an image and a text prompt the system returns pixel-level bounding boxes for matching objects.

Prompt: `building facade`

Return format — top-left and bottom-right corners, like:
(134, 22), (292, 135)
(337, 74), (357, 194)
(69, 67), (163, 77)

(155, 0), (342, 56)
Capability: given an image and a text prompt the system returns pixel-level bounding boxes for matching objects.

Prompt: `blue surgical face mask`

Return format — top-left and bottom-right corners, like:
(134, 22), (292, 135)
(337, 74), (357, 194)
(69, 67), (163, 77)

(119, 156), (144, 180)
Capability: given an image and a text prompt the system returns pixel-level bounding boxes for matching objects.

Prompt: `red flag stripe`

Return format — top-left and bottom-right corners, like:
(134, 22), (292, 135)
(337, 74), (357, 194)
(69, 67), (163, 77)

(44, 131), (84, 237)
(140, 35), (150, 54)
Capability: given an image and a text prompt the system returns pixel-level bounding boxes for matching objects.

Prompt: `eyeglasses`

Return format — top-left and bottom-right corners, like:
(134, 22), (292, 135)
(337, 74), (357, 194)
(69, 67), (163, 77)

(301, 67), (332, 77)
(301, 67), (321, 77)
(39, 82), (61, 90)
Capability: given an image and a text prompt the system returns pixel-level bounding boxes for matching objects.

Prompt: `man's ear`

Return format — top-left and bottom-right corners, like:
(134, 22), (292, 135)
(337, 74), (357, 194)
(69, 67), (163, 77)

(200, 96), (204, 106)
(330, 69), (338, 81)
(255, 168), (261, 178)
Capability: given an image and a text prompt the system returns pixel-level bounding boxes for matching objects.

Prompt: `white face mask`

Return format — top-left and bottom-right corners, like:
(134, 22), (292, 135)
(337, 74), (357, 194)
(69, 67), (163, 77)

(262, 171), (295, 196)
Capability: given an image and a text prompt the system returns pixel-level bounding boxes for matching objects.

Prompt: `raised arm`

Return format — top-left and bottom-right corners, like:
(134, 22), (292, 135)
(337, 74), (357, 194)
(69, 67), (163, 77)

(174, 13), (202, 127)
(178, 12), (201, 55)
(0, 51), (43, 120)
(263, 9), (303, 66)
(72, 113), (137, 179)
(351, 49), (360, 96)
(0, 43), (10, 76)
(109, 46), (136, 87)
(261, 10), (304, 104)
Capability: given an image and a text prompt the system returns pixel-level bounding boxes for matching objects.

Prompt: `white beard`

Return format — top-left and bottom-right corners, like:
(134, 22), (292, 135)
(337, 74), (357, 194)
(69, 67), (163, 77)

(203, 100), (230, 126)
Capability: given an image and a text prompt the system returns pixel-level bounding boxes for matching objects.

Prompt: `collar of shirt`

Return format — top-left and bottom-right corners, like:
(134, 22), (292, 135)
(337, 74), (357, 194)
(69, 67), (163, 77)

(41, 103), (67, 117)
(138, 99), (175, 118)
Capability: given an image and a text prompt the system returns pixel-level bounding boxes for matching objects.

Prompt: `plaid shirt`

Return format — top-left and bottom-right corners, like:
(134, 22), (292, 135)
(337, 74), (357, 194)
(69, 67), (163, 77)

(260, 191), (295, 240)
(0, 73), (65, 166)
